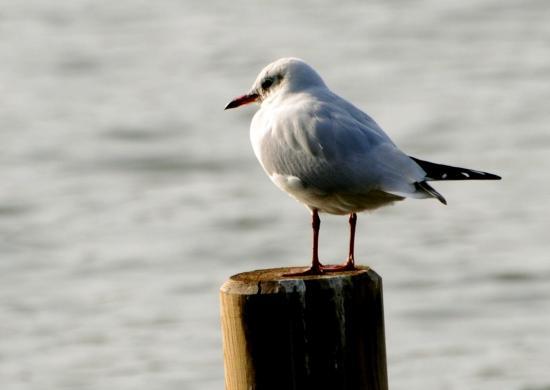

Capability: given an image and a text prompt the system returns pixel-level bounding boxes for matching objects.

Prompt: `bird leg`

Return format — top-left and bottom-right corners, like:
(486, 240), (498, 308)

(346, 212), (357, 269)
(283, 209), (325, 276)
(323, 213), (357, 272)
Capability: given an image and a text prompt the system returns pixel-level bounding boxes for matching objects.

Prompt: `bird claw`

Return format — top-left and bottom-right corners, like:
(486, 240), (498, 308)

(282, 265), (325, 277)
(321, 261), (356, 272)
(282, 260), (357, 277)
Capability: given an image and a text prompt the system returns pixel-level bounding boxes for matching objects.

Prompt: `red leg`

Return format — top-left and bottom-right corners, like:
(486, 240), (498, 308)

(323, 213), (357, 272)
(283, 209), (325, 276)
(347, 212), (357, 268)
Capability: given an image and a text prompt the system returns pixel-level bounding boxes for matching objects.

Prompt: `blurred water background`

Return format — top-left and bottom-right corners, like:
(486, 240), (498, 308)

(1, 1), (549, 389)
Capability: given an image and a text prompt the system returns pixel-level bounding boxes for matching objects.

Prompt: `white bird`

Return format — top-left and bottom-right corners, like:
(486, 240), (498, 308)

(225, 58), (500, 276)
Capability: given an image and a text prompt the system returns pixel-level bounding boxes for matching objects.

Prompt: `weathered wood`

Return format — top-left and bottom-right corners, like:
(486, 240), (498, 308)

(220, 266), (388, 390)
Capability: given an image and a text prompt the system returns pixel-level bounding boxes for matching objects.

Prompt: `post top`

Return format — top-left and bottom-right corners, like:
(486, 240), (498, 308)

(221, 266), (381, 295)
(232, 266), (372, 282)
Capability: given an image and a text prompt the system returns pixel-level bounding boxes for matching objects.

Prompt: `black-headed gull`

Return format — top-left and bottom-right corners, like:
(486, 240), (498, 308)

(225, 58), (500, 276)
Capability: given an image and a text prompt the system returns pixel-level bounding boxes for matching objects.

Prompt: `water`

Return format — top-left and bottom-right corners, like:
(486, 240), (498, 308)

(1, 1), (549, 389)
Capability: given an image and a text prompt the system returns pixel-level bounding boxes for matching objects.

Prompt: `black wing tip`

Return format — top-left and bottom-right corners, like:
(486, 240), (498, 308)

(415, 181), (447, 205)
(465, 170), (502, 180)
(410, 156), (501, 181)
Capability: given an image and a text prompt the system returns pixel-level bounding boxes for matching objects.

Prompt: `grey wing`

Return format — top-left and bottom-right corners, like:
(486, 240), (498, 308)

(257, 98), (428, 198)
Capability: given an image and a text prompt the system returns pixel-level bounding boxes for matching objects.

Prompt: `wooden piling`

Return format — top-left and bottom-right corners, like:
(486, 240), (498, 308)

(220, 266), (388, 390)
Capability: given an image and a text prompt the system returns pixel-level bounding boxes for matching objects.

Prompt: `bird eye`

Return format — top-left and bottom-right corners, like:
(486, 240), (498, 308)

(261, 77), (274, 90)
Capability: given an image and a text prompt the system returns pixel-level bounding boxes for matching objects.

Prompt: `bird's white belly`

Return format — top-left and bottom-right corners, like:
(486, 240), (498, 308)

(270, 173), (403, 215)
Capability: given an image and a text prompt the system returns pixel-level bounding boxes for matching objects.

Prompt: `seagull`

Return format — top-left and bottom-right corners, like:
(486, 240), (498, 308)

(225, 58), (500, 276)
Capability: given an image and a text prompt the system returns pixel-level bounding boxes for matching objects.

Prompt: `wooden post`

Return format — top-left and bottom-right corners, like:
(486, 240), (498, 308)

(220, 266), (388, 390)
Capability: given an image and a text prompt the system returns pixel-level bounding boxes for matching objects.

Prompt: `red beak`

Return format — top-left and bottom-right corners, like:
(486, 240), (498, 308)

(224, 92), (259, 110)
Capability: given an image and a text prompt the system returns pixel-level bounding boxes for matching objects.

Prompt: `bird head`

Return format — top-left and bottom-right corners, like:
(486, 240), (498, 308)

(225, 57), (326, 110)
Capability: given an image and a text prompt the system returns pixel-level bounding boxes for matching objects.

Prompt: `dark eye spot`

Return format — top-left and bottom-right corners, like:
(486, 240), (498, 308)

(261, 77), (274, 90)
